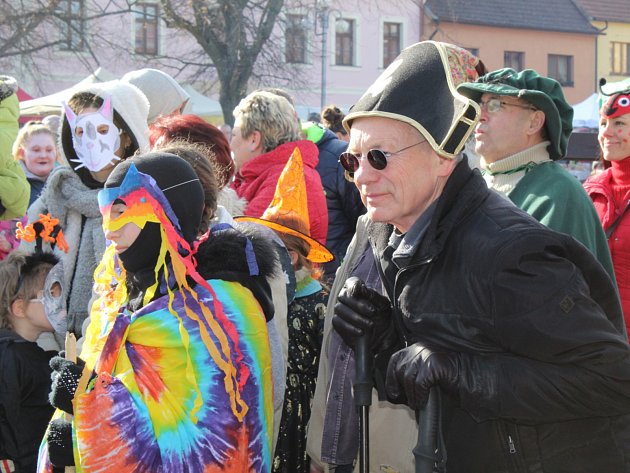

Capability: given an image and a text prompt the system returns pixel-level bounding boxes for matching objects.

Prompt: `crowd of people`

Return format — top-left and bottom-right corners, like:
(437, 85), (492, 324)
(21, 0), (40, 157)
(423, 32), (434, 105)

(0, 38), (630, 473)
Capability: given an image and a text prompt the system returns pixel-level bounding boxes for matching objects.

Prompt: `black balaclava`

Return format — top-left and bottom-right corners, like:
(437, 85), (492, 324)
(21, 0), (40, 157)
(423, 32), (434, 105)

(104, 152), (204, 279)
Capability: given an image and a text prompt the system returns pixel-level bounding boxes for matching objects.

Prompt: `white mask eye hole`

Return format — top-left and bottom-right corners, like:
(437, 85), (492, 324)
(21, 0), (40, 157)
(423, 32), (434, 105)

(618, 97), (630, 107)
(97, 124), (110, 135)
(49, 281), (62, 298)
(75, 126), (84, 137)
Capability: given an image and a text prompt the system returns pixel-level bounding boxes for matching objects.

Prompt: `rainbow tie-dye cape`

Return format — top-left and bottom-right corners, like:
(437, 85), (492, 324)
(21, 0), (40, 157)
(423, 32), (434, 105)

(38, 278), (273, 472)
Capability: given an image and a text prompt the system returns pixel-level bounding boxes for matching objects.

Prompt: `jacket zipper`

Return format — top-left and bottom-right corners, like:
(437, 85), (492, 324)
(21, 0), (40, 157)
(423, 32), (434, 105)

(508, 435), (516, 454)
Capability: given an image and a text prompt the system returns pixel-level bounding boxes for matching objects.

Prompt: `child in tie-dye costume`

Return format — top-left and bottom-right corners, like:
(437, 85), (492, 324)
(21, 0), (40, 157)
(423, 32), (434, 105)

(38, 152), (275, 472)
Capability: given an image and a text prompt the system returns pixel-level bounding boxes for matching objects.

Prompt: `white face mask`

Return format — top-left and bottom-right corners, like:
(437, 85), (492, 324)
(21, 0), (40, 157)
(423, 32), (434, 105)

(63, 95), (122, 172)
(41, 261), (68, 334)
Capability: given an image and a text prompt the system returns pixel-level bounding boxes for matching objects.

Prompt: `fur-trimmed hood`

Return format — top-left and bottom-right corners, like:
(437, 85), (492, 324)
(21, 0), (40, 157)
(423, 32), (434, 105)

(195, 223), (279, 321)
(59, 80), (150, 188)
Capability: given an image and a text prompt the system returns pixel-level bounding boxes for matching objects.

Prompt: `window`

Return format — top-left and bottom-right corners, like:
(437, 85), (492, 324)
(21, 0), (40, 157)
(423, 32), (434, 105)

(383, 22), (401, 68)
(285, 14), (307, 63)
(135, 3), (159, 55)
(504, 51), (524, 71)
(335, 18), (355, 66)
(57, 0), (84, 51)
(548, 54), (574, 86)
(466, 47), (479, 57)
(612, 42), (630, 75)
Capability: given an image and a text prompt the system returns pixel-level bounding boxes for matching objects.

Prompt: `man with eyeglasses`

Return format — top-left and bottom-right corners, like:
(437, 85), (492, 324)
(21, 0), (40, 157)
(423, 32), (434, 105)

(307, 43), (630, 473)
(457, 68), (614, 280)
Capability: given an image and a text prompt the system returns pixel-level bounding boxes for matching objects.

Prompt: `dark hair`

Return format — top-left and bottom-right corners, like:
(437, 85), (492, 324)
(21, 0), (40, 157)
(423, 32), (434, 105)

(321, 104), (347, 135)
(0, 251), (58, 329)
(149, 114), (234, 188)
(154, 140), (219, 234)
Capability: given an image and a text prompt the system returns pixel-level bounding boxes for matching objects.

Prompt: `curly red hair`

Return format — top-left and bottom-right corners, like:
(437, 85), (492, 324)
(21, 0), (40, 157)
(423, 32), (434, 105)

(149, 114), (235, 187)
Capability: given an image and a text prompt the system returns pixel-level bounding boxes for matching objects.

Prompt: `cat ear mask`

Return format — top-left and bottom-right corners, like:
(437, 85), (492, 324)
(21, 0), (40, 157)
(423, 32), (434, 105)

(62, 95), (122, 172)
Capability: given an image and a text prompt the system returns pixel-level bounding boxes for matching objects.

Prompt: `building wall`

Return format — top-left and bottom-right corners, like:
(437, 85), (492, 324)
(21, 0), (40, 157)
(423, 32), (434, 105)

(424, 22), (597, 103)
(592, 20), (630, 84)
(284, 0), (421, 116)
(4, 1), (604, 119)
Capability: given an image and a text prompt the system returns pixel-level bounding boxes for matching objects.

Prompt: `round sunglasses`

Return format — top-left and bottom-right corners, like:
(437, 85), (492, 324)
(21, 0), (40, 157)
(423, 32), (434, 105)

(339, 140), (426, 173)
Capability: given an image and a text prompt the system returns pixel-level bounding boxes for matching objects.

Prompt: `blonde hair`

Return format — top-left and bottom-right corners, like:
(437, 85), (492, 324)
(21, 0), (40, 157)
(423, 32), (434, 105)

(233, 91), (300, 152)
(12, 121), (58, 161)
(0, 251), (54, 330)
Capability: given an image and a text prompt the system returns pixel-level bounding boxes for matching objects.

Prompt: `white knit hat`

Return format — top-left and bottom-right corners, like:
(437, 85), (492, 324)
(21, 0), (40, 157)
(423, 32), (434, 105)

(121, 68), (189, 123)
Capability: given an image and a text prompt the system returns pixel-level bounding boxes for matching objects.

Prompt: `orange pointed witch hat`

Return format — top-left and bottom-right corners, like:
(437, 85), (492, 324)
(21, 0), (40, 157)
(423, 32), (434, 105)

(236, 147), (334, 263)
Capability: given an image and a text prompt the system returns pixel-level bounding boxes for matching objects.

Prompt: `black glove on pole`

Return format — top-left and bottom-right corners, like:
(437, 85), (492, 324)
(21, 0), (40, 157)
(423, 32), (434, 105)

(332, 276), (394, 353)
(386, 344), (459, 473)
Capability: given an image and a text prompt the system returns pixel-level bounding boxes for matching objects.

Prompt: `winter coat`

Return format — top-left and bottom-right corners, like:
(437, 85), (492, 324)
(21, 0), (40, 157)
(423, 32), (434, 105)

(313, 128), (365, 277)
(0, 82), (29, 219)
(584, 161), (630, 336)
(482, 142), (615, 281)
(21, 167), (104, 335)
(310, 159), (630, 473)
(20, 80), (150, 336)
(0, 330), (55, 473)
(232, 140), (329, 245)
(374, 160), (630, 472)
(19, 161), (47, 207)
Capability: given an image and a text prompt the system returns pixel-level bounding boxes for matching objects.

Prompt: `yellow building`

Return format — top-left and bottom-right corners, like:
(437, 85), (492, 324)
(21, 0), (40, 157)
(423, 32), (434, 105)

(576, 0), (630, 86)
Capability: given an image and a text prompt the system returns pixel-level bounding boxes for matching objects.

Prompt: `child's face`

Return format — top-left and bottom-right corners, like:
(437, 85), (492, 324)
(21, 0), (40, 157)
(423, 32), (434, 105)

(20, 133), (57, 178)
(103, 202), (142, 254)
(24, 281), (61, 334)
(24, 262), (67, 336)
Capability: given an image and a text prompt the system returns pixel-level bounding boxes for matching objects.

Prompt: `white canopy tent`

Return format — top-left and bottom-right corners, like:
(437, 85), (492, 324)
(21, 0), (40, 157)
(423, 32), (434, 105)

(20, 69), (225, 124)
(572, 93), (600, 129)
(181, 85), (224, 123)
(19, 67), (116, 116)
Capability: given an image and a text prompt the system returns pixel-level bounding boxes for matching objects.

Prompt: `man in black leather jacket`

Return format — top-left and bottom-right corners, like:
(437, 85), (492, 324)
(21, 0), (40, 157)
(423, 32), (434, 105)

(325, 40), (630, 473)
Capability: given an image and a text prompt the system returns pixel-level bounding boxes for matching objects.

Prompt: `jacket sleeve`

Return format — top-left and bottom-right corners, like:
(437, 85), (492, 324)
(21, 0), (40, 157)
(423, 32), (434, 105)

(458, 230), (630, 423)
(0, 92), (29, 220)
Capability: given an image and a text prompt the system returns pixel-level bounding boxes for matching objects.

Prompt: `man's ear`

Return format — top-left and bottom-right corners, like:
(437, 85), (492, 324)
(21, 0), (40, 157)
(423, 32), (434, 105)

(528, 110), (546, 136)
(437, 152), (458, 177)
(10, 299), (26, 319)
(249, 130), (263, 153)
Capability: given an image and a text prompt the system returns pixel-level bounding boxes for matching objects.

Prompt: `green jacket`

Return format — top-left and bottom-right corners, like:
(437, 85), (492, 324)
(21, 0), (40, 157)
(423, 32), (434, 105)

(0, 88), (29, 219)
(508, 161), (616, 282)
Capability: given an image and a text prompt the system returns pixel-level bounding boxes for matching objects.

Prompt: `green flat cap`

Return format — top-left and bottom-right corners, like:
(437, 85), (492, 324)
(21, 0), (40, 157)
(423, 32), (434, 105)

(457, 68), (573, 160)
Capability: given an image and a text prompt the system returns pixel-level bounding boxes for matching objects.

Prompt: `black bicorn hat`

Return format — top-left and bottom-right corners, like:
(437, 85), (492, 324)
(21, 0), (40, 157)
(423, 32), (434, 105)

(343, 41), (483, 158)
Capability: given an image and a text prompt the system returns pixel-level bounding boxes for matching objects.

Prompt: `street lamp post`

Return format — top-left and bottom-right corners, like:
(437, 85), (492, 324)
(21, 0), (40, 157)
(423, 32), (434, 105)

(318, 0), (332, 111)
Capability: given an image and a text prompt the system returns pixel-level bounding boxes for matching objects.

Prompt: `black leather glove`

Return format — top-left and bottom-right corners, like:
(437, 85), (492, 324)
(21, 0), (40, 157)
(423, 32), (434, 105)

(49, 353), (85, 415)
(332, 276), (396, 353)
(47, 418), (75, 467)
(385, 344), (460, 410)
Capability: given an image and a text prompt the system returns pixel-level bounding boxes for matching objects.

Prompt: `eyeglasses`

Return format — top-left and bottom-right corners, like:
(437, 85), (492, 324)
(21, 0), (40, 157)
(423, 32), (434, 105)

(339, 141), (425, 174)
(478, 98), (537, 113)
